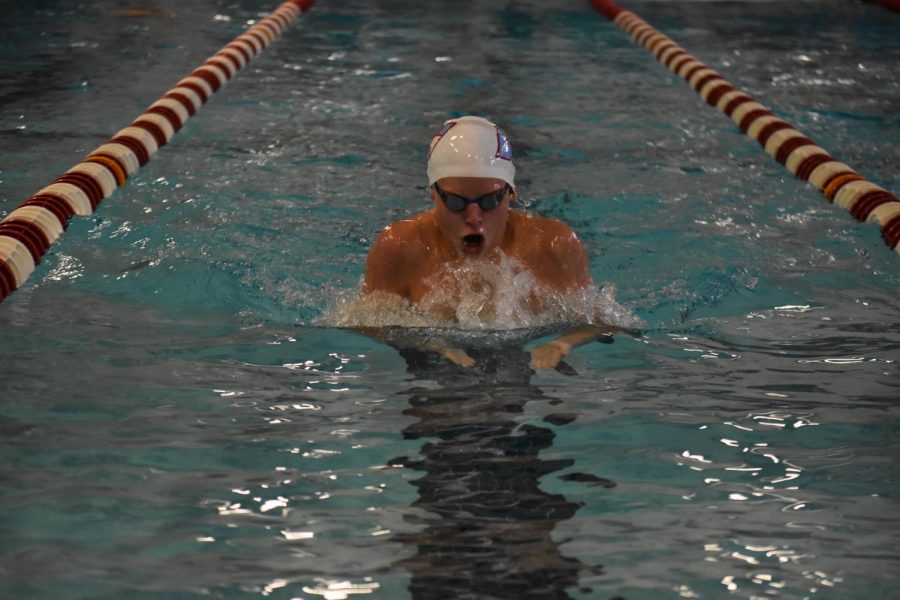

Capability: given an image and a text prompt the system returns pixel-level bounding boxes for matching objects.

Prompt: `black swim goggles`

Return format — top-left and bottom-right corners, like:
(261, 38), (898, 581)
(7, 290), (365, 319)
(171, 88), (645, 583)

(433, 183), (510, 212)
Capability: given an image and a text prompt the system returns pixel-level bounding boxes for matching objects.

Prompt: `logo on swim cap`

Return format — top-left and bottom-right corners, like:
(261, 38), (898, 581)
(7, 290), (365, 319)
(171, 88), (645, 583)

(496, 127), (512, 161)
(427, 115), (515, 188)
(432, 120), (458, 142)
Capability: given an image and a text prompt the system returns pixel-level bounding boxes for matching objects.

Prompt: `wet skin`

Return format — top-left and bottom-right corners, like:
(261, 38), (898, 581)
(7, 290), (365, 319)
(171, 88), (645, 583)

(364, 176), (619, 368)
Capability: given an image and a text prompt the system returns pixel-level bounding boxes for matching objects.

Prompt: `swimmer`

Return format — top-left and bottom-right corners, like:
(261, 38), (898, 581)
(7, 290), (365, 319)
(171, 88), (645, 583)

(363, 115), (619, 369)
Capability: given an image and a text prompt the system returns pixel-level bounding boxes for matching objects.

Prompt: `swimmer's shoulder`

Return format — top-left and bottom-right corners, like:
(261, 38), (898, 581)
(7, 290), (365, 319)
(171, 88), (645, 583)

(510, 210), (583, 249)
(509, 210), (590, 289)
(366, 212), (439, 296)
(372, 212), (434, 250)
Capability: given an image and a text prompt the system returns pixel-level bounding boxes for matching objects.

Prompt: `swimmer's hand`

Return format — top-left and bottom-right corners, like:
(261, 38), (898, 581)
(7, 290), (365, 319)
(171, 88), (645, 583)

(442, 346), (476, 368)
(530, 324), (620, 370)
(530, 340), (570, 370)
(347, 326), (475, 367)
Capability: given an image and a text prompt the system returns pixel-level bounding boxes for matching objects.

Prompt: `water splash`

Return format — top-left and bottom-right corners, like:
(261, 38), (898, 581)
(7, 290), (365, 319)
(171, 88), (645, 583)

(320, 251), (640, 331)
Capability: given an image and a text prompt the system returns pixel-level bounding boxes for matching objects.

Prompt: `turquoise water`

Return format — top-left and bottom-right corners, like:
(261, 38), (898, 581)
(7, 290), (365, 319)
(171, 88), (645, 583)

(1, 1), (899, 598)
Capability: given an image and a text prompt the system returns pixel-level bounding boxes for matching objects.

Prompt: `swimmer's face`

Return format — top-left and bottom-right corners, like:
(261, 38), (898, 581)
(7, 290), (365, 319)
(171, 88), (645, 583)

(431, 177), (512, 257)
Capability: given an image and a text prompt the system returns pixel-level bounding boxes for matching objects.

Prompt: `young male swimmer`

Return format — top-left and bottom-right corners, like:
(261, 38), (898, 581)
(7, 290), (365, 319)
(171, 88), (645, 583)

(363, 115), (620, 370)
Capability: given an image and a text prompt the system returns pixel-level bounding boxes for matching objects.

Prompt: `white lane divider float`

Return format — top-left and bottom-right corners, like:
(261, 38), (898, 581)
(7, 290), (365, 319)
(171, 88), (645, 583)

(589, 0), (900, 256)
(0, 0), (315, 303)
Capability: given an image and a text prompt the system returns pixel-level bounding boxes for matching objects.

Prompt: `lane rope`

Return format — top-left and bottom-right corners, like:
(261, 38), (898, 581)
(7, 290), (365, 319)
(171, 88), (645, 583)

(0, 0), (315, 303)
(861, 0), (900, 12)
(589, 0), (900, 256)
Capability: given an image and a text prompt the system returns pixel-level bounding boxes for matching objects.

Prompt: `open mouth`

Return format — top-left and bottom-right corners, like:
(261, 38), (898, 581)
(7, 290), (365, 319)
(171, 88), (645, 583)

(462, 234), (485, 254)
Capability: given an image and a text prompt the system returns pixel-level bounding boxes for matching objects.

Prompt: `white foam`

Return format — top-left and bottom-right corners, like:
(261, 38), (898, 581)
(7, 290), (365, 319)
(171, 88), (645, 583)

(320, 252), (640, 332)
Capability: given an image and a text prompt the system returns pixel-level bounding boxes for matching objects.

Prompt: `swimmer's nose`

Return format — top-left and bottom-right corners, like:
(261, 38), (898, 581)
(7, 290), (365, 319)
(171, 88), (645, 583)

(463, 202), (483, 225)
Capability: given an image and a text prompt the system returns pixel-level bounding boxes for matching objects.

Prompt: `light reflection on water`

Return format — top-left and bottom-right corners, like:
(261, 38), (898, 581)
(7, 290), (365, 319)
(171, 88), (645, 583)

(0, 306), (898, 599)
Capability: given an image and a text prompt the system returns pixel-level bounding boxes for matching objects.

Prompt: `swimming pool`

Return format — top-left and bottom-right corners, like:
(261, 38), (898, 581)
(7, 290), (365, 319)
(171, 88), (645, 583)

(1, 0), (898, 598)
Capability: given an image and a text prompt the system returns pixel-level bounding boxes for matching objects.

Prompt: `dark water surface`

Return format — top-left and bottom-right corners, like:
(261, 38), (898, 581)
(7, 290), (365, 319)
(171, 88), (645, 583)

(1, 1), (899, 598)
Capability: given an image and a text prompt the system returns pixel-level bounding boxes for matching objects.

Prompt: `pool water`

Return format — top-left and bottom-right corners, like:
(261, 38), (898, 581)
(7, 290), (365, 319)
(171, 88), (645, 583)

(1, 1), (899, 598)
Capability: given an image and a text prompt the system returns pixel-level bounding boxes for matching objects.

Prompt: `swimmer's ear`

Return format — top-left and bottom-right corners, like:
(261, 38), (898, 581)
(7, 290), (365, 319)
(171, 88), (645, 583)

(509, 187), (517, 204)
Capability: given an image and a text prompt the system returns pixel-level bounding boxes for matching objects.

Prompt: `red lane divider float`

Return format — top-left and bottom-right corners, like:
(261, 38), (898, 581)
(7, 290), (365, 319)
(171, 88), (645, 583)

(0, 0), (315, 303)
(862, 0), (900, 13)
(589, 0), (900, 255)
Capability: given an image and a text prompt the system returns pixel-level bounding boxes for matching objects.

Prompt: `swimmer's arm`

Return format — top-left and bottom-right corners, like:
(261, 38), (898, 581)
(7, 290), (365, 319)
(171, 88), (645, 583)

(530, 323), (621, 370)
(530, 228), (618, 369)
(361, 226), (473, 367)
(379, 329), (476, 368)
(352, 326), (476, 368)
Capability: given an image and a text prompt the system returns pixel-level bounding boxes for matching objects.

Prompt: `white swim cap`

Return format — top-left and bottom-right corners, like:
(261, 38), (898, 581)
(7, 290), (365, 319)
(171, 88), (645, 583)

(427, 116), (515, 188)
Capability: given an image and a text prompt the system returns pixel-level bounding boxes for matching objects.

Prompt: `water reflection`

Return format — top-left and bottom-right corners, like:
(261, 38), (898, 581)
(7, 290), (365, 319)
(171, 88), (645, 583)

(387, 344), (595, 599)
